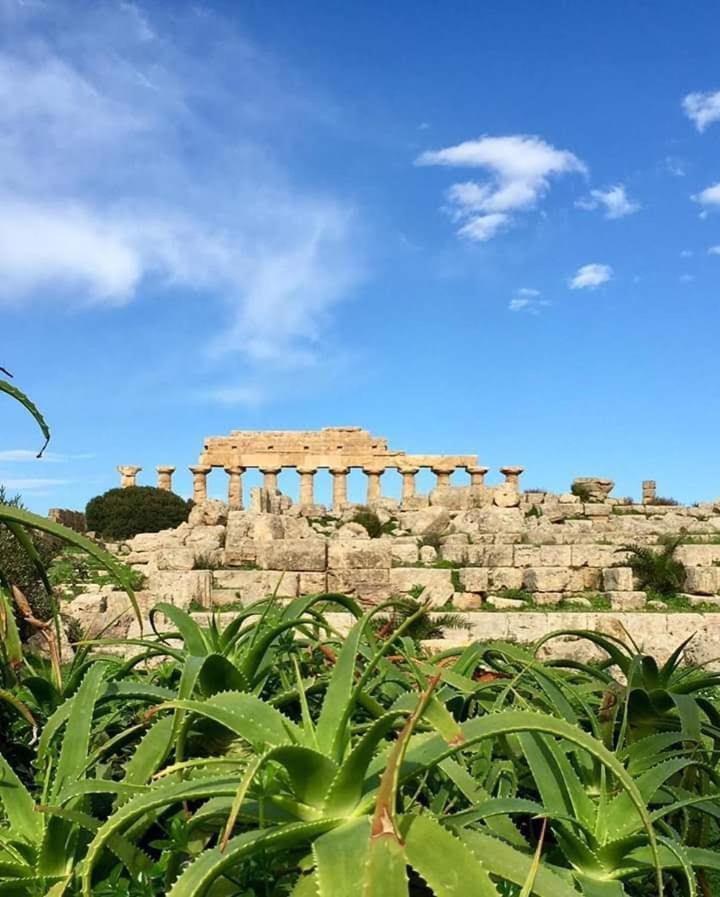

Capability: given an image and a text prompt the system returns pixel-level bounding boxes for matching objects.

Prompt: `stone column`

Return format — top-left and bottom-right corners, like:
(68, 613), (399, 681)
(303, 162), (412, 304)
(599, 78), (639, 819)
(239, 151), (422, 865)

(117, 465), (142, 488)
(330, 467), (349, 511)
(431, 463), (455, 488)
(363, 466), (385, 503)
(642, 480), (657, 504)
(500, 466), (524, 491)
(467, 465), (489, 487)
(225, 465), (245, 509)
(261, 466), (281, 493)
(189, 465), (211, 503)
(400, 466), (419, 502)
(156, 465), (175, 491)
(297, 467), (317, 507)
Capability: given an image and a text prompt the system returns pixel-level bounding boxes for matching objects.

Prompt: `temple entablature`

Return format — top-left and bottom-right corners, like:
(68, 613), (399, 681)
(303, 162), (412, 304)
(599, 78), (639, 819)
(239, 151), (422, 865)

(117, 427), (523, 510)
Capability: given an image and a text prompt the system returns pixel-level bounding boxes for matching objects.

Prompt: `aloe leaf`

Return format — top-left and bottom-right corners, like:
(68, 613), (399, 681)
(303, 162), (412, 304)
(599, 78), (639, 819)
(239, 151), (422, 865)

(0, 590), (22, 671)
(0, 378), (50, 456)
(313, 818), (371, 896)
(150, 604), (209, 656)
(402, 814), (500, 896)
(0, 506), (142, 629)
(166, 819), (339, 897)
(122, 716), (175, 787)
(363, 829), (408, 897)
(0, 752), (41, 844)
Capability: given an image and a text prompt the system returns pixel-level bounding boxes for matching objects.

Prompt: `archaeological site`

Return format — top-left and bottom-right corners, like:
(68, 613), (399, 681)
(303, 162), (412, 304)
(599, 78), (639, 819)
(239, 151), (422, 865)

(59, 427), (720, 666)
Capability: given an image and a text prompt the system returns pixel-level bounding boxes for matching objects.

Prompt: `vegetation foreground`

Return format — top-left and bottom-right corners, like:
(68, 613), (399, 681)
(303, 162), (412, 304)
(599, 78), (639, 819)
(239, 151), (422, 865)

(3, 373), (720, 895)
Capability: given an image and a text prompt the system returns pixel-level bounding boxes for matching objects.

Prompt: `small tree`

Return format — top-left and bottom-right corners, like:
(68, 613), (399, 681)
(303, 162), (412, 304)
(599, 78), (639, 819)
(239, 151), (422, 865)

(86, 486), (192, 539)
(620, 537), (686, 597)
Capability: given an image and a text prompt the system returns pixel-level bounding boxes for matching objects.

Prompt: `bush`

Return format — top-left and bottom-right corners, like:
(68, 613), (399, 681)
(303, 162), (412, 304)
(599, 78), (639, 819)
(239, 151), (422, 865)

(649, 496), (680, 506)
(571, 482), (592, 502)
(86, 486), (192, 539)
(351, 508), (395, 539)
(621, 537), (686, 596)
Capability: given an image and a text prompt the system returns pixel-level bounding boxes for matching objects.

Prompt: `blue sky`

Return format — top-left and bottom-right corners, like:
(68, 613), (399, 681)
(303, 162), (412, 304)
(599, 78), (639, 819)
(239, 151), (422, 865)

(2, 0), (720, 512)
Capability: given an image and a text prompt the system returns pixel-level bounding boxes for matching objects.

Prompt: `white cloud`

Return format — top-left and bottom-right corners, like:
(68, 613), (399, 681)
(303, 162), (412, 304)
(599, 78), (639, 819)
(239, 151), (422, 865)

(682, 90), (720, 132)
(0, 449), (94, 462)
(568, 263), (613, 290)
(0, 4), (361, 366)
(508, 287), (548, 314)
(664, 156), (686, 177)
(0, 477), (70, 490)
(709, 245), (720, 256)
(416, 134), (585, 241)
(679, 273), (695, 283)
(680, 249), (694, 258)
(576, 184), (640, 219)
(693, 183), (720, 209)
(198, 384), (265, 406)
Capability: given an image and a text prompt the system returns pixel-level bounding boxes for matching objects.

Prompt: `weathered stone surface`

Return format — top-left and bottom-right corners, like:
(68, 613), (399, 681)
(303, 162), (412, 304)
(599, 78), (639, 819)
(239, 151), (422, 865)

(677, 545), (720, 566)
(188, 500), (228, 527)
(399, 508), (451, 537)
(335, 523), (370, 540)
(608, 591), (647, 610)
(486, 595), (526, 609)
(685, 566), (720, 595)
(211, 570), (299, 604)
(458, 568), (489, 593)
(299, 572), (327, 593)
(493, 486), (520, 508)
(453, 592), (484, 610)
(327, 569), (392, 603)
(390, 567), (452, 594)
(328, 542), (391, 570)
(602, 567), (634, 591)
(391, 539), (420, 565)
(419, 545), (438, 564)
(156, 548), (195, 571)
(488, 567), (524, 591)
(257, 539), (327, 572)
(418, 581), (454, 608)
(572, 478), (614, 502)
(523, 567), (573, 592)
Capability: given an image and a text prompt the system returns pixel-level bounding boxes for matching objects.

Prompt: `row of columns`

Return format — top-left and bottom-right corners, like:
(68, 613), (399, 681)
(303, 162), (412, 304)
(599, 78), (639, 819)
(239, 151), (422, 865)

(119, 463), (524, 510)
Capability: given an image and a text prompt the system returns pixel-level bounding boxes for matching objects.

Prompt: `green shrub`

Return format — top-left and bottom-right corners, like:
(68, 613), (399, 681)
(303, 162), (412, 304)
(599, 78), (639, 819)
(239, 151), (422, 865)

(350, 508), (396, 538)
(86, 486), (192, 539)
(649, 496), (680, 506)
(570, 482), (592, 502)
(620, 536), (686, 596)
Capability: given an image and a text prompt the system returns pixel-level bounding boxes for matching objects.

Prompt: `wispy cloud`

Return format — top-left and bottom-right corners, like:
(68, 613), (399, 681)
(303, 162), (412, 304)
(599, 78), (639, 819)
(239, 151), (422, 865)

(0, 477), (70, 490)
(508, 287), (549, 314)
(0, 3), (361, 366)
(415, 134), (586, 241)
(568, 263), (613, 290)
(197, 385), (266, 407)
(682, 90), (720, 132)
(0, 449), (94, 462)
(709, 246), (720, 256)
(664, 156), (686, 177)
(576, 184), (640, 219)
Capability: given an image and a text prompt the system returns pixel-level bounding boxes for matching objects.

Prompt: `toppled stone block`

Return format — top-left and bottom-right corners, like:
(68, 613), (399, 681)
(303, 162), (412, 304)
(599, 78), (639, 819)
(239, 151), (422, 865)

(391, 539), (420, 565)
(398, 508), (451, 538)
(156, 548), (195, 571)
(186, 525), (226, 551)
(328, 541), (391, 570)
(602, 567), (634, 591)
(417, 581), (454, 608)
(493, 486), (520, 508)
(452, 592), (484, 610)
(572, 478), (614, 502)
(419, 545), (438, 564)
(486, 594), (527, 609)
(334, 523), (371, 540)
(608, 591), (646, 610)
(188, 499), (228, 527)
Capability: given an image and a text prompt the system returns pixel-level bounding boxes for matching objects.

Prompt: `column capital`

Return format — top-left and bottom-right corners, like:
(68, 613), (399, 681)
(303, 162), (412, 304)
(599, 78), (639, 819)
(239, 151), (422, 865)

(329, 465), (350, 475)
(499, 466), (524, 477)
(156, 465), (176, 474)
(189, 464), (212, 475)
(223, 464), (246, 475)
(430, 461), (457, 475)
(466, 465), (490, 475)
(398, 463), (420, 475)
(259, 465), (282, 475)
(362, 463), (387, 475)
(118, 465), (142, 475)
(296, 465), (318, 475)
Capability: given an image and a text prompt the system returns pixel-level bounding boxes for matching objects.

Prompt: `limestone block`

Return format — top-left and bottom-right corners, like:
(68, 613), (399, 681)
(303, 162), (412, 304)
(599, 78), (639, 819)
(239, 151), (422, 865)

(127, 531), (181, 552)
(418, 582), (454, 608)
(483, 546), (515, 566)
(156, 548), (195, 571)
(523, 567), (573, 592)
(493, 486), (520, 508)
(439, 534), (470, 565)
(559, 493), (580, 504)
(327, 569), (392, 603)
(390, 567), (453, 594)
(474, 508), (525, 533)
(257, 539), (327, 572)
(514, 546), (541, 567)
(488, 567), (524, 591)
(211, 570), (299, 604)
(419, 545), (438, 564)
(452, 592), (484, 610)
(335, 523), (371, 540)
(608, 591), (647, 611)
(676, 545), (720, 566)
(399, 508), (451, 537)
(570, 545), (616, 568)
(689, 595), (720, 607)
(563, 596), (593, 607)
(533, 592), (564, 606)
(572, 478), (614, 502)
(251, 515), (286, 541)
(602, 567), (634, 591)
(188, 499), (228, 527)
(391, 540), (420, 565)
(299, 572), (327, 594)
(486, 595), (526, 609)
(145, 572), (211, 608)
(458, 568), (489, 593)
(572, 568), (602, 591)
(328, 541), (391, 571)
(539, 545), (573, 567)
(584, 504), (611, 517)
(685, 566), (720, 595)
(185, 525), (226, 550)
(223, 539), (259, 566)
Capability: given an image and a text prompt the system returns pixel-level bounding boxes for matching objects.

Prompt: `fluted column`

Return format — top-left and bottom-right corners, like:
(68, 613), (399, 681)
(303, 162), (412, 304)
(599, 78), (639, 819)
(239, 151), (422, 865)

(363, 466), (385, 503)
(156, 465), (175, 491)
(189, 465), (211, 502)
(330, 467), (349, 511)
(467, 465), (490, 487)
(225, 465), (245, 509)
(400, 466), (419, 502)
(500, 466), (524, 490)
(297, 467), (317, 507)
(261, 466), (281, 493)
(118, 465), (142, 488)
(431, 463), (455, 488)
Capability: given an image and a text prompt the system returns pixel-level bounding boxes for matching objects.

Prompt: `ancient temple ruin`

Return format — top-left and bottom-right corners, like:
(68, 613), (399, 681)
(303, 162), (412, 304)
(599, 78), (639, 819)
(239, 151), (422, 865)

(118, 427), (523, 509)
